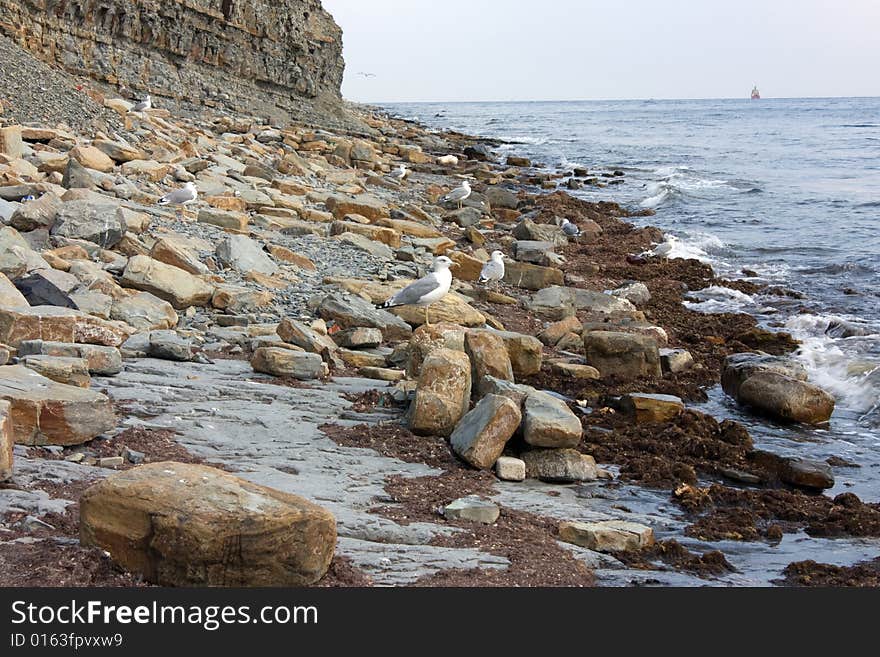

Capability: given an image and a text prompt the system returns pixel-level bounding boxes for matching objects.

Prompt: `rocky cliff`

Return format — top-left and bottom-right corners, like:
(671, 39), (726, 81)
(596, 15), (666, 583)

(0, 0), (347, 124)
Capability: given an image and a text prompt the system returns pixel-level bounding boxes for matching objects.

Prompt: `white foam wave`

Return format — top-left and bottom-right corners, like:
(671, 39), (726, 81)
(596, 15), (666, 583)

(650, 233), (725, 263)
(640, 169), (738, 208)
(683, 285), (764, 314)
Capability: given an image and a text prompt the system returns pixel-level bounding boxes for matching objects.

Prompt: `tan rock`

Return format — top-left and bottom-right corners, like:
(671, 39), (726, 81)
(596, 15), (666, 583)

(0, 400), (12, 481)
(0, 126), (24, 158)
(494, 330), (543, 378)
(111, 291), (179, 331)
(558, 520), (655, 553)
(582, 331), (661, 381)
(0, 272), (29, 308)
(538, 316), (583, 346)
(325, 193), (389, 221)
(150, 236), (209, 275)
(358, 366), (405, 382)
(464, 330), (514, 393)
(522, 391), (582, 448)
(619, 393), (685, 423)
(0, 365), (116, 445)
(330, 221), (401, 248)
(121, 160), (170, 182)
(336, 348), (387, 368)
(79, 462), (336, 586)
(0, 305), (132, 348)
(409, 348), (471, 436)
(251, 347), (324, 380)
(406, 322), (466, 378)
(266, 245), (316, 270)
(449, 251), (485, 281)
(120, 255), (214, 309)
(450, 394), (522, 469)
(374, 218), (440, 238)
(205, 194), (247, 212)
(17, 340), (122, 375)
(197, 208), (250, 232)
(503, 261), (564, 290)
(21, 355), (91, 388)
(70, 145), (115, 172)
(549, 362), (600, 379)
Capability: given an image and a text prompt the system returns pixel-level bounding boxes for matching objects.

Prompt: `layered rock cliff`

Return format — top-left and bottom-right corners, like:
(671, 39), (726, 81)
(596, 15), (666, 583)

(0, 0), (348, 124)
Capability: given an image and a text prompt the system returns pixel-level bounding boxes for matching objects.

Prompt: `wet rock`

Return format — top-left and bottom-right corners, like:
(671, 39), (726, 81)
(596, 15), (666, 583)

(0, 364), (116, 445)
(110, 292), (178, 331)
(120, 255), (215, 309)
(449, 394), (522, 469)
(523, 391), (582, 448)
(17, 340), (122, 375)
(147, 330), (194, 362)
(737, 371), (835, 425)
(79, 462), (336, 586)
(50, 200), (126, 248)
(493, 330), (543, 378)
(779, 457), (835, 490)
(558, 520), (655, 553)
(406, 322), (465, 378)
(609, 281), (651, 306)
(721, 353), (809, 398)
(522, 448), (600, 483)
(825, 319), (870, 339)
(464, 144), (494, 161)
(506, 156), (531, 167)
(619, 393), (685, 423)
(20, 355), (91, 388)
(582, 331), (661, 380)
(465, 329), (514, 394)
(443, 496), (500, 524)
(0, 400), (12, 481)
(495, 455), (526, 481)
(409, 348), (471, 437)
(318, 293), (412, 342)
(216, 234), (278, 275)
(660, 348), (695, 374)
(251, 347), (324, 380)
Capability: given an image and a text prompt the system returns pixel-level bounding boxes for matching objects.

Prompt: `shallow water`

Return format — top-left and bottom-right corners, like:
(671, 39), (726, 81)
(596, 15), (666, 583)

(386, 98), (880, 580)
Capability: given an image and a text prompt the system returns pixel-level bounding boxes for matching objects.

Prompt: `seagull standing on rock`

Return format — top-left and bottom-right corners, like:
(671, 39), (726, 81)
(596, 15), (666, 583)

(479, 250), (506, 287)
(389, 164), (409, 183)
(377, 256), (455, 326)
(157, 181), (198, 218)
(560, 217), (581, 238)
(440, 179), (471, 209)
(129, 95), (151, 113)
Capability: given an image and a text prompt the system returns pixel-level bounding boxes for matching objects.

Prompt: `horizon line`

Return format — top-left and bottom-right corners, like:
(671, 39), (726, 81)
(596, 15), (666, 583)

(346, 94), (880, 105)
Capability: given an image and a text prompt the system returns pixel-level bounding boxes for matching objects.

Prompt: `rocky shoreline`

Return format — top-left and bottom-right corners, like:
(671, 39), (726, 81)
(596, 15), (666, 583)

(1, 63), (878, 586)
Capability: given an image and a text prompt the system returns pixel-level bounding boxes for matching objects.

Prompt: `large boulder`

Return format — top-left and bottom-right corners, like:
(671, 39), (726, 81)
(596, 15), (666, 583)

(492, 330), (543, 378)
(450, 394), (522, 469)
(79, 462), (336, 586)
(216, 235), (278, 275)
(120, 255), (214, 309)
(582, 331), (661, 380)
(17, 340), (123, 375)
(50, 200), (126, 248)
(0, 305), (131, 348)
(409, 348), (471, 436)
(318, 293), (412, 341)
(251, 348), (324, 380)
(522, 448), (601, 483)
(721, 353), (808, 398)
(110, 292), (179, 331)
(522, 391), (583, 448)
(465, 330), (514, 394)
(0, 365), (116, 445)
(406, 322), (466, 378)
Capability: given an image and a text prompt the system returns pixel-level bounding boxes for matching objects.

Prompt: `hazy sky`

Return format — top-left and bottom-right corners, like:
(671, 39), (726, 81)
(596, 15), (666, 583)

(322, 0), (880, 102)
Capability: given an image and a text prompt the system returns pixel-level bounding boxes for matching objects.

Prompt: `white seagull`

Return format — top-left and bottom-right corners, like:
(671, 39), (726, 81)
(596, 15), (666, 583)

(479, 250), (505, 287)
(129, 95), (151, 113)
(377, 256), (454, 326)
(560, 217), (581, 238)
(440, 180), (471, 209)
(157, 181), (198, 217)
(389, 164), (409, 182)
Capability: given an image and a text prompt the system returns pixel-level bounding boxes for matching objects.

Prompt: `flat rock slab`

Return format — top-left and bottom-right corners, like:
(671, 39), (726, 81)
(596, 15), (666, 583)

(559, 520), (655, 553)
(80, 462), (336, 586)
(0, 365), (116, 446)
(619, 393), (684, 423)
(16, 340), (122, 375)
(443, 496), (500, 524)
(0, 305), (132, 349)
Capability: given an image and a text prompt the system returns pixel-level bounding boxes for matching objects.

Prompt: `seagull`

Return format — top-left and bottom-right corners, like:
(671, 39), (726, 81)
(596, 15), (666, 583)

(376, 256), (454, 326)
(157, 181), (198, 217)
(479, 250), (505, 287)
(440, 180), (471, 209)
(129, 95), (151, 112)
(560, 217), (581, 238)
(389, 164), (409, 183)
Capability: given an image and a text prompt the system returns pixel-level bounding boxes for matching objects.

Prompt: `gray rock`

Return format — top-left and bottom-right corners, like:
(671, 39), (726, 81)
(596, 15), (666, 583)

(582, 331), (661, 380)
(9, 192), (62, 231)
(147, 330), (194, 361)
(522, 448), (600, 483)
(443, 496), (500, 524)
(16, 340), (122, 375)
(660, 348), (695, 374)
(449, 394), (522, 469)
(62, 157), (96, 189)
(215, 234), (278, 275)
(484, 186), (518, 209)
(609, 281), (651, 306)
(513, 240), (555, 264)
(318, 293), (412, 341)
(50, 200), (125, 248)
(251, 347), (324, 380)
(523, 391), (582, 448)
(495, 456), (526, 481)
(528, 286), (637, 320)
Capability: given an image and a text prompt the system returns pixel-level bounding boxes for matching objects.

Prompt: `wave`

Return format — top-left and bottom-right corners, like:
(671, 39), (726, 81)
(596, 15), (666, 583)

(648, 233), (727, 265)
(639, 169), (745, 208)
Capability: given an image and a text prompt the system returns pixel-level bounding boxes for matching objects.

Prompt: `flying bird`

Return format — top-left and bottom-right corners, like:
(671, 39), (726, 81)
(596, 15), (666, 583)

(376, 256), (454, 326)
(129, 95), (151, 112)
(440, 180), (471, 209)
(157, 181), (198, 217)
(357, 72), (377, 78)
(478, 250), (505, 287)
(560, 217), (581, 238)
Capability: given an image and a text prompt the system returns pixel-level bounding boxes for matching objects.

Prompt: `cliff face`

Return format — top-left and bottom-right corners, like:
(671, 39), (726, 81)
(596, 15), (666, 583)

(0, 0), (346, 122)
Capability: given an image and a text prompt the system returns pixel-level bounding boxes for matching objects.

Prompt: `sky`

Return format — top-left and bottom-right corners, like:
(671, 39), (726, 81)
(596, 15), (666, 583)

(321, 0), (880, 102)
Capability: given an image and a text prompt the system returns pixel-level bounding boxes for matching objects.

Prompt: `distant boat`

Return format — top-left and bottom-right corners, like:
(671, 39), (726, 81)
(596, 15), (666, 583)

(751, 85), (761, 100)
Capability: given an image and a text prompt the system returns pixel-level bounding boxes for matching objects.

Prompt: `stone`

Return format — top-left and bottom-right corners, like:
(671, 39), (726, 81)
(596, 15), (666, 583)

(660, 348), (695, 374)
(121, 255), (214, 309)
(267, 246), (316, 270)
(465, 330), (514, 394)
(721, 353), (808, 399)
(389, 293), (485, 328)
(330, 221), (401, 248)
(69, 145), (115, 172)
(512, 219), (568, 247)
(0, 272), (29, 308)
(619, 393), (685, 423)
(558, 520), (655, 553)
(522, 448), (600, 483)
(13, 270), (78, 308)
(449, 394), (522, 469)
(582, 331), (661, 380)
(197, 208), (250, 232)
(0, 306), (131, 348)
(9, 192), (62, 231)
(20, 355), (91, 388)
(493, 330), (543, 378)
(336, 232), (393, 259)
(736, 371), (835, 425)
(148, 331), (194, 362)
(610, 281), (651, 306)
(0, 126), (24, 158)
(69, 290), (113, 319)
(358, 366), (405, 382)
(98, 456), (124, 468)
(495, 456), (526, 481)
(79, 462), (336, 586)
(549, 362), (600, 379)
(406, 322), (466, 378)
(503, 261), (564, 290)
(528, 286), (637, 320)
(480, 375), (535, 408)
(464, 144), (493, 161)
(92, 139), (144, 163)
(448, 251), (485, 281)
(62, 157), (96, 189)
(50, 200), (126, 248)
(0, 400), (12, 481)
(513, 240), (555, 265)
(150, 236), (209, 275)
(325, 193), (389, 221)
(251, 347), (324, 380)
(444, 207), (483, 228)
(332, 327), (383, 349)
(212, 285), (274, 313)
(779, 457), (835, 490)
(17, 340), (122, 376)
(121, 160), (170, 182)
(484, 186), (519, 209)
(506, 156), (531, 167)
(522, 391), (582, 448)
(277, 318), (337, 356)
(409, 348), (471, 437)
(216, 235), (278, 275)
(443, 496), (500, 524)
(318, 293), (412, 341)
(337, 348), (387, 368)
(0, 365), (116, 445)
(111, 292), (178, 331)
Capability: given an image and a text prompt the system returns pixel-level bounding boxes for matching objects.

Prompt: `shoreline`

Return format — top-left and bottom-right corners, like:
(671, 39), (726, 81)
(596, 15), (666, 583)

(1, 88), (878, 586)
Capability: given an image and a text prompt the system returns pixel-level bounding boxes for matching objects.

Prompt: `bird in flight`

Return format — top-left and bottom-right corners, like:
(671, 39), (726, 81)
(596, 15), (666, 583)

(357, 72), (377, 78)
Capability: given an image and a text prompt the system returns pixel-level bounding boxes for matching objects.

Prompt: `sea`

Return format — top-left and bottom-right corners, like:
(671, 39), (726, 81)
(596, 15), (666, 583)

(385, 98), (880, 583)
